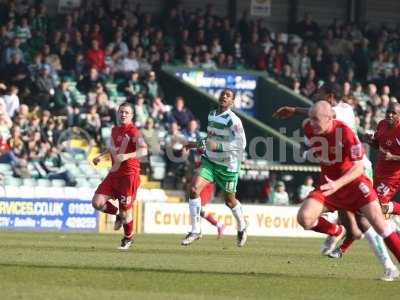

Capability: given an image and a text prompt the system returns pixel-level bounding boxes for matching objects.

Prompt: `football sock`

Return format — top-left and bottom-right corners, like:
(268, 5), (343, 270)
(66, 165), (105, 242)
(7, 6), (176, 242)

(311, 217), (342, 236)
(123, 218), (134, 239)
(364, 226), (397, 270)
(383, 229), (400, 262)
(340, 237), (355, 253)
(189, 198), (201, 234)
(231, 201), (246, 231)
(102, 201), (118, 215)
(201, 209), (218, 226)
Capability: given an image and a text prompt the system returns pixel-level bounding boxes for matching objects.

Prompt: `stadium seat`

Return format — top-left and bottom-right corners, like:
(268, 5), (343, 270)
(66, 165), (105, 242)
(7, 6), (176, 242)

(36, 178), (52, 187)
(4, 177), (22, 186)
(22, 178), (37, 187)
(51, 179), (66, 187)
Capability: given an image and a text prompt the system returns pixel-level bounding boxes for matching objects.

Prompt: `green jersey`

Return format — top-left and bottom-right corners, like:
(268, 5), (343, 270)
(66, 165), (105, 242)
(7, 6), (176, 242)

(205, 109), (246, 172)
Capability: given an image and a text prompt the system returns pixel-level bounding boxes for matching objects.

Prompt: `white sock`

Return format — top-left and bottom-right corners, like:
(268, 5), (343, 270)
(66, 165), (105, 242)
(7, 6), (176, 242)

(364, 226), (397, 270)
(231, 201), (246, 231)
(189, 198), (201, 234)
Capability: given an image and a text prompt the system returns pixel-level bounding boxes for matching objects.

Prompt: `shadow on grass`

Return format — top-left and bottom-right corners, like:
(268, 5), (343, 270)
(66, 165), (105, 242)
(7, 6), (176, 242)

(0, 261), (352, 281)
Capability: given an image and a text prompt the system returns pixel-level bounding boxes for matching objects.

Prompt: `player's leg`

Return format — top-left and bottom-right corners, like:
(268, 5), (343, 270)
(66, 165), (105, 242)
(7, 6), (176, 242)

(375, 179), (400, 215)
(92, 176), (118, 215)
(199, 183), (225, 239)
(213, 165), (246, 247)
(328, 210), (363, 258)
(116, 174), (140, 250)
(181, 162), (212, 246)
(360, 200), (400, 263)
(297, 193), (346, 255)
(223, 192), (247, 247)
(92, 193), (118, 214)
(354, 213), (399, 281)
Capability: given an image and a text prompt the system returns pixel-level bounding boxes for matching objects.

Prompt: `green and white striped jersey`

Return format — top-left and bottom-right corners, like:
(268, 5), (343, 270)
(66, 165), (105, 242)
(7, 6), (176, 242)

(205, 109), (246, 172)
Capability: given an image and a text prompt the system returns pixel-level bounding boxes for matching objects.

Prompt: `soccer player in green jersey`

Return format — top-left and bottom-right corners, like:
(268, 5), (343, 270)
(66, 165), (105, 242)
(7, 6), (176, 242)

(181, 89), (248, 247)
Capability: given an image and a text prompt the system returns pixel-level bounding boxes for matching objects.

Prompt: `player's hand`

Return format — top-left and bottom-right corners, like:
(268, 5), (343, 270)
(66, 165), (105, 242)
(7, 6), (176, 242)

(92, 156), (101, 166)
(384, 151), (395, 160)
(115, 153), (127, 163)
(320, 176), (339, 196)
(206, 140), (218, 151)
(364, 133), (374, 144)
(272, 106), (296, 119)
(184, 142), (196, 150)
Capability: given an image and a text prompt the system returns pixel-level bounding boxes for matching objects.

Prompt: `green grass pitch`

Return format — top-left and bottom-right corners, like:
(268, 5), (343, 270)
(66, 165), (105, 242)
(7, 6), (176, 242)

(1, 231), (400, 300)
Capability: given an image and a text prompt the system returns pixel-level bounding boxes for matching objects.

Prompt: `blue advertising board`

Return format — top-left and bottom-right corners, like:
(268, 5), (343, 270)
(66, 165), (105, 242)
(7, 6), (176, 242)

(175, 69), (258, 116)
(0, 198), (98, 231)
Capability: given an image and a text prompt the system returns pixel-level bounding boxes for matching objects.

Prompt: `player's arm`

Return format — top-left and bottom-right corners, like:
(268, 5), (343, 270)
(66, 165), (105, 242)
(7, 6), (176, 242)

(321, 129), (365, 196)
(92, 135), (117, 165)
(320, 159), (364, 196)
(272, 106), (309, 119)
(115, 133), (148, 163)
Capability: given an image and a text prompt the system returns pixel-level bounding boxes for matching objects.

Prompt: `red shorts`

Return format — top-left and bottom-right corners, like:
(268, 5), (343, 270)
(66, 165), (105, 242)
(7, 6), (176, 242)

(374, 175), (400, 204)
(308, 176), (377, 212)
(200, 182), (215, 206)
(95, 173), (140, 210)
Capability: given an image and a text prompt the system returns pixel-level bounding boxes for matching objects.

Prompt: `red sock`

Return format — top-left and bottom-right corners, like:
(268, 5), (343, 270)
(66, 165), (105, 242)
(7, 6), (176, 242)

(311, 217), (341, 236)
(123, 220), (134, 239)
(102, 201), (118, 215)
(392, 202), (400, 215)
(339, 237), (354, 253)
(203, 212), (218, 227)
(384, 232), (400, 262)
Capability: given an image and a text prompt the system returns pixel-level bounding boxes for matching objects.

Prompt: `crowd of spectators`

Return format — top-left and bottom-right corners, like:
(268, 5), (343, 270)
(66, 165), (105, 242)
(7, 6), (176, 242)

(0, 1), (399, 202)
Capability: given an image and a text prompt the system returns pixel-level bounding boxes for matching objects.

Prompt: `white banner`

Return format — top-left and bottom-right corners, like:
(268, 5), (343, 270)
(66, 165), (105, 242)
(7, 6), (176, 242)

(250, 0), (272, 17)
(143, 203), (323, 238)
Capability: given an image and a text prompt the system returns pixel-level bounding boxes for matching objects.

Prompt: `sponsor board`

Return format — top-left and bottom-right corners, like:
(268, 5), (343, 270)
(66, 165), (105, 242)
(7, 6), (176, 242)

(0, 198), (98, 231)
(175, 69), (257, 117)
(143, 203), (323, 237)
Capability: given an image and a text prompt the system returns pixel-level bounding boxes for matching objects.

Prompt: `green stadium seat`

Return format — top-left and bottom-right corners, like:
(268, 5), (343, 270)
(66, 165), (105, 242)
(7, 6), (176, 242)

(51, 179), (66, 187)
(22, 178), (37, 187)
(4, 177), (22, 186)
(36, 178), (52, 187)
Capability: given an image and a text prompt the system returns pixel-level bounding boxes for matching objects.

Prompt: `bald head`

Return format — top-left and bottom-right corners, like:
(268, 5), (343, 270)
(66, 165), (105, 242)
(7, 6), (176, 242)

(309, 101), (334, 134)
(309, 101), (334, 118)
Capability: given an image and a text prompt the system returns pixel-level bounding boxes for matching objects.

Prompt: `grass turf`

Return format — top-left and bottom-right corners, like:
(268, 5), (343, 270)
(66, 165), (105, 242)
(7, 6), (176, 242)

(0, 231), (400, 300)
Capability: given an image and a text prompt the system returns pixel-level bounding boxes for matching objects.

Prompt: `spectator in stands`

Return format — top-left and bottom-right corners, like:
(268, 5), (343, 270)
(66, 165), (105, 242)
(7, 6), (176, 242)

(297, 176), (315, 203)
(201, 52), (217, 70)
(53, 79), (79, 126)
(134, 93), (149, 128)
(170, 96), (194, 129)
(85, 39), (105, 71)
(33, 64), (56, 109)
(270, 181), (290, 205)
(57, 41), (75, 77)
(83, 105), (101, 144)
(296, 13), (320, 43)
(145, 71), (162, 100)
(141, 117), (161, 155)
(2, 84), (19, 118)
(123, 71), (143, 102)
(77, 67), (102, 94)
(4, 52), (29, 91)
(183, 119), (201, 143)
(164, 121), (187, 178)
(279, 64), (295, 89)
(37, 146), (76, 186)
(3, 37), (24, 65)
(116, 49), (139, 75)
(150, 96), (168, 125)
(15, 16), (31, 44)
